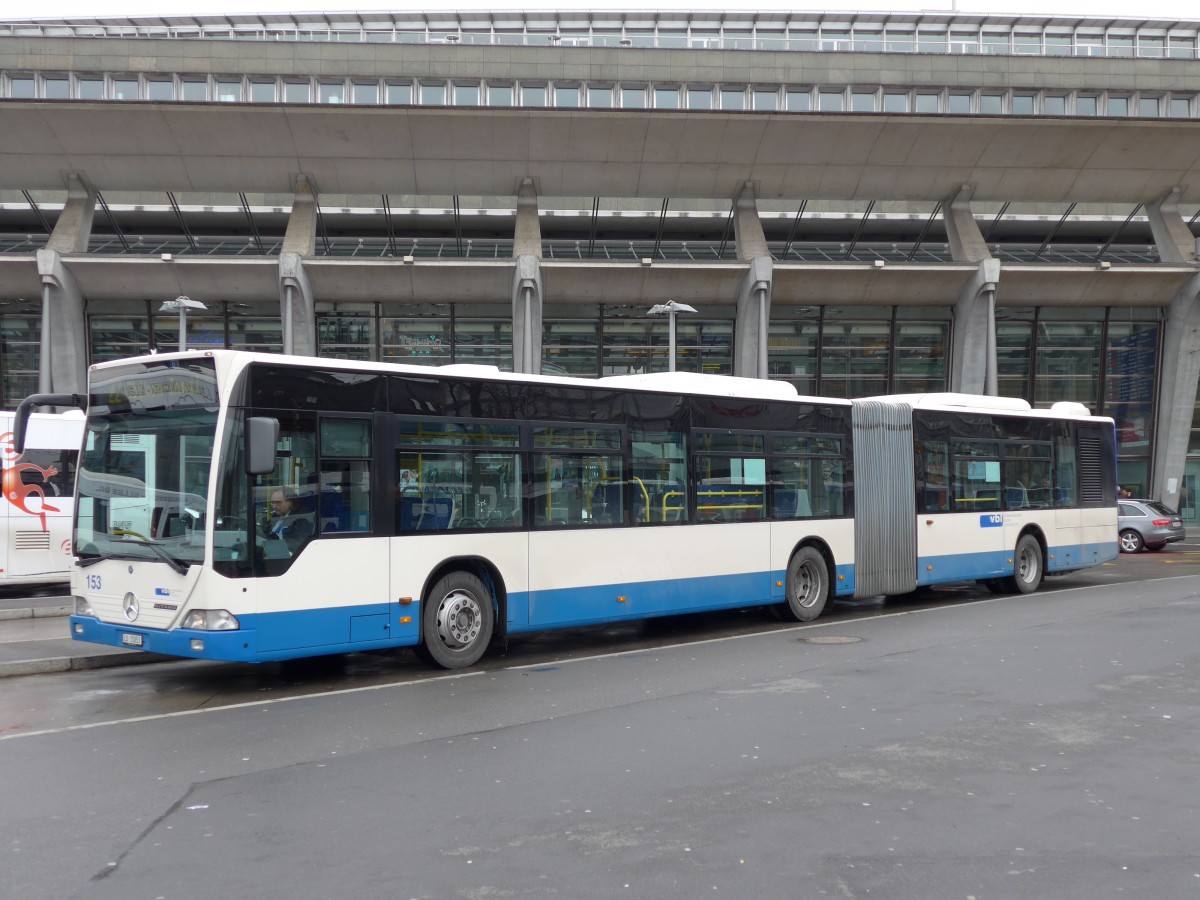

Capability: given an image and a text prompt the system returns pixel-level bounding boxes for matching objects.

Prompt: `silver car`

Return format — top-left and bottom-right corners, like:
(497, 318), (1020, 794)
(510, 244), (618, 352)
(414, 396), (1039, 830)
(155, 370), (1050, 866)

(1117, 500), (1186, 553)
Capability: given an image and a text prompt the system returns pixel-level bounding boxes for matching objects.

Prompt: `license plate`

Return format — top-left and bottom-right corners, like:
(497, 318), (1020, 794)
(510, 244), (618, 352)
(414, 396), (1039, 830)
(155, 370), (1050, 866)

(121, 633), (144, 647)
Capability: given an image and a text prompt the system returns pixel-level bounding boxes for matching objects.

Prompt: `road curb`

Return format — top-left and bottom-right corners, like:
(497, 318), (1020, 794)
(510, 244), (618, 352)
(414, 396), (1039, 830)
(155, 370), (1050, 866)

(0, 651), (172, 679)
(0, 606), (71, 622)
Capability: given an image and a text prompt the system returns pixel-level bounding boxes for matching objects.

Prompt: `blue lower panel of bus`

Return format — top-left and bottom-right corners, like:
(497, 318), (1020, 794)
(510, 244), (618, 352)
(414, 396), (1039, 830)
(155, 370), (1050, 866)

(511, 563), (855, 633)
(69, 563), (859, 662)
(69, 601), (419, 664)
(916, 540), (1117, 586)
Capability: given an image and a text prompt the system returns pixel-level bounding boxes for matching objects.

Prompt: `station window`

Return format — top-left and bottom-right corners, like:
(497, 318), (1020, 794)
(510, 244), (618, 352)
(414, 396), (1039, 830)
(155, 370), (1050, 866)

(418, 81), (445, 105)
(785, 88), (811, 111)
(980, 93), (1004, 114)
(486, 83), (513, 106)
(1012, 93), (1036, 115)
(1044, 95), (1067, 115)
(284, 81), (311, 103)
(111, 77), (140, 101)
(753, 88), (779, 110)
(882, 92), (908, 113)
(522, 84), (548, 106)
(43, 76), (70, 99)
(77, 77), (104, 100)
(8, 74), (35, 98)
(818, 90), (844, 111)
(851, 91), (876, 112)
(453, 83), (480, 106)
(720, 87), (745, 110)
(554, 84), (581, 107)
(1139, 96), (1160, 117)
(621, 86), (647, 108)
(215, 79), (243, 103)
(353, 81), (380, 104)
(915, 93), (940, 113)
(250, 80), (277, 103)
(948, 92), (972, 114)
(588, 85), (614, 107)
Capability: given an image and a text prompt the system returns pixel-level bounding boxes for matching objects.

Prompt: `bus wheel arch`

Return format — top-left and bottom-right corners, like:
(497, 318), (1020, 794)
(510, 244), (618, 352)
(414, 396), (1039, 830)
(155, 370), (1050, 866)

(1004, 528), (1046, 595)
(417, 557), (506, 669)
(780, 540), (834, 622)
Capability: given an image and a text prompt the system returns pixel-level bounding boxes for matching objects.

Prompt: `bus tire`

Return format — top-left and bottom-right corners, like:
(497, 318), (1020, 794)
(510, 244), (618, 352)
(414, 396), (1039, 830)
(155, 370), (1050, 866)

(418, 571), (494, 669)
(782, 547), (829, 622)
(1004, 534), (1043, 595)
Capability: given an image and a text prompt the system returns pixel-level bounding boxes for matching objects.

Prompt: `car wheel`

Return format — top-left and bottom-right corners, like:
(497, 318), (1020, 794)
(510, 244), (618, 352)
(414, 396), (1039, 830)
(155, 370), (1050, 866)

(1118, 530), (1143, 553)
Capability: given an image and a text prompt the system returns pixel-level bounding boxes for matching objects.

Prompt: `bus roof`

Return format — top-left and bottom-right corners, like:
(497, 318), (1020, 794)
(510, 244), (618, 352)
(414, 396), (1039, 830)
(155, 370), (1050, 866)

(865, 392), (1104, 421)
(91, 351), (847, 405)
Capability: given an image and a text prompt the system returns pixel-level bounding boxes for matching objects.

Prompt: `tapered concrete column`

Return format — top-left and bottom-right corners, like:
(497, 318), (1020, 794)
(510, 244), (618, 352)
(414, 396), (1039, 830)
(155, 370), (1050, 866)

(1146, 187), (1199, 265)
(731, 183), (773, 378)
(279, 253), (316, 357)
(1151, 272), (1200, 509)
(950, 259), (1001, 395)
(279, 175), (318, 355)
(37, 173), (96, 394)
(512, 256), (543, 374)
(511, 178), (543, 373)
(942, 184), (991, 264)
(46, 173), (97, 255)
(733, 257), (773, 379)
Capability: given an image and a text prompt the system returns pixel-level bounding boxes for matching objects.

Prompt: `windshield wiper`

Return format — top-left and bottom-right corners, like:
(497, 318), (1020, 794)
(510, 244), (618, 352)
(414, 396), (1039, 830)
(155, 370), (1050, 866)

(113, 536), (190, 576)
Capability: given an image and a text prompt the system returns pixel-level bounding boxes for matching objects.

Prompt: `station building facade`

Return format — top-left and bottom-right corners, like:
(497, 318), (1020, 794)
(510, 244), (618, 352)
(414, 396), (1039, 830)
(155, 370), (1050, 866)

(1, 10), (1200, 513)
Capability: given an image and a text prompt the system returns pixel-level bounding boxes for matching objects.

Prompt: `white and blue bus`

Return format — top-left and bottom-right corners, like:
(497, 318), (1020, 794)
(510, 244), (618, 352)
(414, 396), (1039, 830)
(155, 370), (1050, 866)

(16, 351), (1117, 668)
(0, 409), (83, 586)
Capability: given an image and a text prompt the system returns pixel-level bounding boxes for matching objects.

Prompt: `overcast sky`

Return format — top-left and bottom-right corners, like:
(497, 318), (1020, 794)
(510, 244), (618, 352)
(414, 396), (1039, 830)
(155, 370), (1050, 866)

(12, 0), (1200, 21)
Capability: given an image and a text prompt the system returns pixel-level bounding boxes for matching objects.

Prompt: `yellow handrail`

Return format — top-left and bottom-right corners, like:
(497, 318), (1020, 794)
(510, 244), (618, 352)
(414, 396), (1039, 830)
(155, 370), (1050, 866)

(632, 476), (651, 523)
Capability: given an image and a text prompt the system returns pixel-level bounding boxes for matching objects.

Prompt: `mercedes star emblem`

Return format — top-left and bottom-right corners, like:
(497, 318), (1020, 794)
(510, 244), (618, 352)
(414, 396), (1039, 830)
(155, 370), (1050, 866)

(123, 592), (139, 622)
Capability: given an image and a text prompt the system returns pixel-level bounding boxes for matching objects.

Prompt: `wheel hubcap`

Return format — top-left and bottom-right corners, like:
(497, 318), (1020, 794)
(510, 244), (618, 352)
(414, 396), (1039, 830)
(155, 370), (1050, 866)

(1017, 546), (1039, 583)
(793, 562), (821, 608)
(436, 591), (482, 648)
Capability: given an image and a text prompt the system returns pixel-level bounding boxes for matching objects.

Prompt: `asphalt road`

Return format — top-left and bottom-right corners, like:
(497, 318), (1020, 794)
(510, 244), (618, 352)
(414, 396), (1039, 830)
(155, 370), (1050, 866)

(2, 550), (1199, 899)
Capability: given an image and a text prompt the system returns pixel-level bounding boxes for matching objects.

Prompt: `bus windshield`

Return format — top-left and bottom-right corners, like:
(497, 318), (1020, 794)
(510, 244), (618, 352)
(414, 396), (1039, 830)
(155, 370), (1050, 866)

(75, 359), (219, 571)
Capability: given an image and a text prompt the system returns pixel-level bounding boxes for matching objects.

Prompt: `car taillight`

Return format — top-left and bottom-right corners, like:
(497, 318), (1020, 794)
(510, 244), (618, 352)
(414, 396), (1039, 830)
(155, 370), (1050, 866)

(1152, 518), (1172, 526)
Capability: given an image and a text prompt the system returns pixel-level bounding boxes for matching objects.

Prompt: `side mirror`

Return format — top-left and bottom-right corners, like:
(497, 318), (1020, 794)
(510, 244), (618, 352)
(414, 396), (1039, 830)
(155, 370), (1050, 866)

(245, 416), (279, 476)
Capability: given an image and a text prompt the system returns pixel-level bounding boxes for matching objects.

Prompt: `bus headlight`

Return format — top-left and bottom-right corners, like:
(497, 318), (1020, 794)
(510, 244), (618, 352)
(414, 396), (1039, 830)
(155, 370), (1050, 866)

(182, 610), (240, 631)
(74, 596), (95, 617)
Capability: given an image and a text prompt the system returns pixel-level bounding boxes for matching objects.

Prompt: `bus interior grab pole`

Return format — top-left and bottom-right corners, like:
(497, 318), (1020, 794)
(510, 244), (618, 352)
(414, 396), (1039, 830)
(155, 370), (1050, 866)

(13, 393), (87, 455)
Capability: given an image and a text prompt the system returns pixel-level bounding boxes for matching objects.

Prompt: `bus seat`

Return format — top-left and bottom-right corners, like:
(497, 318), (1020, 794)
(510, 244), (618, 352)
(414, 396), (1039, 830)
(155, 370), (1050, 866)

(319, 490), (344, 532)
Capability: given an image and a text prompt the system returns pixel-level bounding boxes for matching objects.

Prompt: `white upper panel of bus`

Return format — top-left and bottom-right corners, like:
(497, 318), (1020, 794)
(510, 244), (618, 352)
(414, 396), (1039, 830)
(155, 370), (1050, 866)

(865, 392), (1102, 422)
(0, 409), (85, 450)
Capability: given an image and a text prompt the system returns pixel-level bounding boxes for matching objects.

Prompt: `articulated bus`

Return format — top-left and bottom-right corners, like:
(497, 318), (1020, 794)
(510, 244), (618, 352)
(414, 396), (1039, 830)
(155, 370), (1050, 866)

(16, 351), (1117, 668)
(0, 409), (83, 585)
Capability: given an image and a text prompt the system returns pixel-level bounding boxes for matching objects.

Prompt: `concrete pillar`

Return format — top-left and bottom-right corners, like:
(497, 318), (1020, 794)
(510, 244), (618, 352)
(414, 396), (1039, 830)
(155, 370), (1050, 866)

(1145, 186), (1199, 265)
(731, 182), (773, 379)
(511, 178), (543, 374)
(279, 253), (316, 356)
(950, 259), (1001, 395)
(512, 256), (543, 374)
(733, 257), (773, 379)
(1150, 273), (1200, 510)
(37, 173), (96, 394)
(279, 175), (318, 356)
(942, 184), (991, 264)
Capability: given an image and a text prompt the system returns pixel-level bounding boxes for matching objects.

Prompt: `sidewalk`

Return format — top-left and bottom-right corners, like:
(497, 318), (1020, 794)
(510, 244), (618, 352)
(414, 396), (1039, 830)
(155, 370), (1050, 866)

(0, 597), (170, 678)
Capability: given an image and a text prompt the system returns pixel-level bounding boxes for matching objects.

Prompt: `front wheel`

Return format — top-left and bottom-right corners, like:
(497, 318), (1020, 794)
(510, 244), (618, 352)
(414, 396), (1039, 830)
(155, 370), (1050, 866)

(417, 571), (495, 669)
(1118, 530), (1143, 553)
(780, 546), (830, 622)
(1004, 534), (1043, 595)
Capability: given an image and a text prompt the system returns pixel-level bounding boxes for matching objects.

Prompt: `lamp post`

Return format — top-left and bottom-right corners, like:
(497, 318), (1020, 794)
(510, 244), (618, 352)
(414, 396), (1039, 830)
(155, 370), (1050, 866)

(647, 301), (697, 372)
(158, 296), (207, 351)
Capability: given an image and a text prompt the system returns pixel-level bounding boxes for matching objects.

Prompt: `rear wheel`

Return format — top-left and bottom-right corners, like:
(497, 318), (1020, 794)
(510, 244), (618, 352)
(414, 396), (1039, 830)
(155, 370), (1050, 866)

(417, 571), (494, 669)
(1003, 534), (1043, 595)
(780, 547), (830, 622)
(1118, 530), (1143, 553)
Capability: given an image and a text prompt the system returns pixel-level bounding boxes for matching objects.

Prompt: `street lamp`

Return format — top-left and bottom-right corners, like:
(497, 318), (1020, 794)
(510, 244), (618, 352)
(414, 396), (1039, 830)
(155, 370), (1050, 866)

(647, 301), (697, 372)
(158, 296), (207, 351)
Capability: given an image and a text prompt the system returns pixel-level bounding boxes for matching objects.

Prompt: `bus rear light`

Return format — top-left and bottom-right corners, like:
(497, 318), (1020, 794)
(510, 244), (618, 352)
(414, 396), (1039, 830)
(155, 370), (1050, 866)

(182, 609), (240, 631)
(74, 596), (94, 617)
